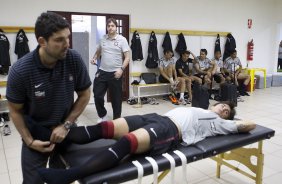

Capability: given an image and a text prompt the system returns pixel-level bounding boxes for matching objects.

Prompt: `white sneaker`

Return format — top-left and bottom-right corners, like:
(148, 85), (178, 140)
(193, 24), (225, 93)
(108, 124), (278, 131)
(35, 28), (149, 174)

(97, 115), (108, 123)
(178, 98), (187, 105)
(0, 118), (4, 127)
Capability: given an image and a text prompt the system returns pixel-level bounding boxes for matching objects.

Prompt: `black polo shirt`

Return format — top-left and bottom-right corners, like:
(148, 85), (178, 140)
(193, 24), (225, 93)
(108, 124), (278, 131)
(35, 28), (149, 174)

(175, 58), (193, 76)
(6, 46), (91, 126)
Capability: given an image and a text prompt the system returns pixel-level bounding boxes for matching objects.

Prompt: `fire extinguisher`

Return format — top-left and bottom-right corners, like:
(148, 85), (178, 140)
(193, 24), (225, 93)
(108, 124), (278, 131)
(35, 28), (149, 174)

(247, 39), (254, 61)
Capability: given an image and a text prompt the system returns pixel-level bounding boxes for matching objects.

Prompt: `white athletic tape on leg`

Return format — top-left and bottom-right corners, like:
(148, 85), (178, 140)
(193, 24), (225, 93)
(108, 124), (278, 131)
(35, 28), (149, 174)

(132, 160), (144, 184)
(174, 150), (188, 183)
(162, 153), (176, 183)
(145, 157), (159, 184)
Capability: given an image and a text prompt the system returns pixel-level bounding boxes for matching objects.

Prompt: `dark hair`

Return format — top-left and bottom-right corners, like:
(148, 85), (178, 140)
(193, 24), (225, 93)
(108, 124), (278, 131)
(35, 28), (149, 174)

(230, 49), (237, 54)
(182, 50), (191, 55)
(35, 12), (70, 40)
(200, 49), (208, 55)
(163, 49), (173, 55)
(213, 101), (236, 120)
(214, 50), (221, 54)
(106, 18), (118, 27)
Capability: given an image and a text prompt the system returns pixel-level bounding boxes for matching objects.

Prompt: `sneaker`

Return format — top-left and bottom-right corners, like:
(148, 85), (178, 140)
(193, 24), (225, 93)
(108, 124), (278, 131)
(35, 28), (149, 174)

(178, 98), (187, 105)
(0, 118), (4, 127)
(237, 97), (244, 102)
(3, 123), (11, 136)
(185, 99), (192, 104)
(244, 91), (250, 96)
(97, 115), (107, 123)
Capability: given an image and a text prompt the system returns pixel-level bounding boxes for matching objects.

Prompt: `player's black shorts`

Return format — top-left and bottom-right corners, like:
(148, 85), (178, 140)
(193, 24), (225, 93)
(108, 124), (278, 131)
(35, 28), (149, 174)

(159, 75), (170, 83)
(213, 73), (223, 83)
(124, 113), (180, 155)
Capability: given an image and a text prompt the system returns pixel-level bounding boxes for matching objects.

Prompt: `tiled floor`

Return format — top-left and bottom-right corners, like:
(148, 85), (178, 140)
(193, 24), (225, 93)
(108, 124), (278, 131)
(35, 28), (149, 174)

(1, 87), (282, 184)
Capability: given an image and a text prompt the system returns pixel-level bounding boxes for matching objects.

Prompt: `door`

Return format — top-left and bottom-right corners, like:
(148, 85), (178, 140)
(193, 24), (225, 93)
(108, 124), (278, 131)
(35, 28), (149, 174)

(49, 11), (130, 101)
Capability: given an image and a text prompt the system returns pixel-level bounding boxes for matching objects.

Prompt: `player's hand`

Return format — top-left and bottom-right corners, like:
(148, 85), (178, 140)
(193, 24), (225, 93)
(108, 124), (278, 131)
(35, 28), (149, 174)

(50, 125), (68, 143)
(114, 68), (123, 79)
(29, 140), (55, 153)
(90, 57), (97, 65)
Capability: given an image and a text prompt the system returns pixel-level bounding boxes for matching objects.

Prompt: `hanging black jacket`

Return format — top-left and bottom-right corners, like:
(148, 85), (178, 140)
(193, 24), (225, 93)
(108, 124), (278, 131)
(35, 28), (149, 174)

(15, 29), (30, 59)
(131, 31), (143, 61)
(214, 34), (221, 54)
(146, 31), (159, 68)
(0, 31), (11, 66)
(223, 33), (236, 61)
(162, 32), (173, 53)
(175, 32), (187, 55)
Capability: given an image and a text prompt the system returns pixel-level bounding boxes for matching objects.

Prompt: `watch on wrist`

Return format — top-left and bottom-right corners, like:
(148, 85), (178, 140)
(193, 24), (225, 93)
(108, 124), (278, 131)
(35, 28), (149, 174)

(63, 121), (74, 130)
(121, 67), (125, 71)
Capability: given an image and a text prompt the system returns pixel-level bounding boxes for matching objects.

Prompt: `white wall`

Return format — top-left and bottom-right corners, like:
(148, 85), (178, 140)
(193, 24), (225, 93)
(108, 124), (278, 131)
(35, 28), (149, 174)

(1, 0), (281, 74)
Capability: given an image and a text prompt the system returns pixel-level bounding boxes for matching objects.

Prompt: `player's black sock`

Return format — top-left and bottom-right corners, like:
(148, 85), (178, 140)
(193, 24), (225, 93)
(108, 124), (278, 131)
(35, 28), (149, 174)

(66, 121), (114, 144)
(38, 134), (137, 184)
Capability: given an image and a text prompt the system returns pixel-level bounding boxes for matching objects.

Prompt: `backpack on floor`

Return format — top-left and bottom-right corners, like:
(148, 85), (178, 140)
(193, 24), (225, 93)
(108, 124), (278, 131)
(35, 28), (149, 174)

(192, 83), (209, 109)
(221, 63), (237, 106)
(220, 83), (237, 106)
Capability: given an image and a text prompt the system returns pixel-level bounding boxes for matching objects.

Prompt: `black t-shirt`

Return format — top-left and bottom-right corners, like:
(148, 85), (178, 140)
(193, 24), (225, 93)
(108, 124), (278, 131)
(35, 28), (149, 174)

(0, 33), (11, 66)
(6, 46), (92, 126)
(175, 58), (193, 76)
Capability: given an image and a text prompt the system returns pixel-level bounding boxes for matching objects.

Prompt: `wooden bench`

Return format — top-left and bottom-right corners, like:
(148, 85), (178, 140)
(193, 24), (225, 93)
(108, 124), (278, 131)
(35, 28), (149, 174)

(130, 72), (171, 106)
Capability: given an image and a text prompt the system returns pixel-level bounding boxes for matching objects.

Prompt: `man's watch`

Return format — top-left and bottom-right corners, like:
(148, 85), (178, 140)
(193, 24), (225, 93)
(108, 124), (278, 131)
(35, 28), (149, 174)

(120, 66), (125, 71)
(63, 121), (75, 131)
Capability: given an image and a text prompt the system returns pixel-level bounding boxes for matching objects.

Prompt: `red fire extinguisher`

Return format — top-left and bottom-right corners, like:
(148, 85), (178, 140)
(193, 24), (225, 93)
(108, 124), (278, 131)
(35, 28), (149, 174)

(247, 39), (254, 61)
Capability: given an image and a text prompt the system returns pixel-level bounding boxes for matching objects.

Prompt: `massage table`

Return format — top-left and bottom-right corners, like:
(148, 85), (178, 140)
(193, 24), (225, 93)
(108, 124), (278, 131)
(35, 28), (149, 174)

(61, 125), (275, 184)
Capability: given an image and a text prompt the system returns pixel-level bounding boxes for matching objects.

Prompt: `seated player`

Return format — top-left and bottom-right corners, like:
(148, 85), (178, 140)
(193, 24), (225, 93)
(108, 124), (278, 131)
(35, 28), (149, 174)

(223, 49), (251, 96)
(193, 49), (216, 87)
(175, 50), (202, 103)
(159, 49), (186, 104)
(212, 50), (227, 85)
(37, 102), (256, 184)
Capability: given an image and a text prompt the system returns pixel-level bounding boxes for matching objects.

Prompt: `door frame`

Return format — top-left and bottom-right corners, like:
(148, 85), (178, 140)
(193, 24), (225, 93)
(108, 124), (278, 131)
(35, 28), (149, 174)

(49, 11), (130, 101)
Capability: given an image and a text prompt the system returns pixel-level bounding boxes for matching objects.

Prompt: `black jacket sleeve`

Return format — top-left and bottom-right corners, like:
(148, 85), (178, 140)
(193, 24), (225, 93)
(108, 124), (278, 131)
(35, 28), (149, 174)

(146, 31), (159, 68)
(175, 33), (187, 55)
(162, 32), (173, 53)
(15, 29), (30, 59)
(131, 31), (143, 61)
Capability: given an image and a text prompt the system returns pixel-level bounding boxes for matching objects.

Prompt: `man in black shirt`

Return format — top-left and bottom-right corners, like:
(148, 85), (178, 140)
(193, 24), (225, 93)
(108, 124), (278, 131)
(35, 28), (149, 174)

(6, 12), (91, 184)
(175, 50), (202, 102)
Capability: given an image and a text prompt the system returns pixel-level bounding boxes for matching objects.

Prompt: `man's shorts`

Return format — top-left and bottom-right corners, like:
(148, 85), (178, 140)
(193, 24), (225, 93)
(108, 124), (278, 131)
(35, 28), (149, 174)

(124, 113), (180, 155)
(213, 73), (223, 83)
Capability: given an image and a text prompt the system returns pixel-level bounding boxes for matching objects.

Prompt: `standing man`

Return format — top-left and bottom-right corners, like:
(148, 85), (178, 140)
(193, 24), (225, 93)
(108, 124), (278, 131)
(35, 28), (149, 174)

(91, 18), (130, 122)
(6, 12), (91, 184)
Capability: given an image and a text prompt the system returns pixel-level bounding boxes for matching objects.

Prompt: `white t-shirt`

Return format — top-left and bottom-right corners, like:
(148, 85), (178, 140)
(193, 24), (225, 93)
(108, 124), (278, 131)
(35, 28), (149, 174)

(159, 57), (175, 68)
(224, 57), (241, 72)
(98, 34), (130, 72)
(164, 107), (238, 146)
(213, 58), (223, 73)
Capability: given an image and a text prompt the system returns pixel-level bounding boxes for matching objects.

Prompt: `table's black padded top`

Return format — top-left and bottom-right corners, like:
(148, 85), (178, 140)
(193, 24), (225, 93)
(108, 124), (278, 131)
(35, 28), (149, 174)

(195, 124), (275, 157)
(62, 125), (275, 184)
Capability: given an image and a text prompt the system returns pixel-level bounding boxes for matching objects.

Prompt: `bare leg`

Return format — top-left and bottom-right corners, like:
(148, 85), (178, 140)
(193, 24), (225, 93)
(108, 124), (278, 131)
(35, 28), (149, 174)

(184, 77), (192, 100)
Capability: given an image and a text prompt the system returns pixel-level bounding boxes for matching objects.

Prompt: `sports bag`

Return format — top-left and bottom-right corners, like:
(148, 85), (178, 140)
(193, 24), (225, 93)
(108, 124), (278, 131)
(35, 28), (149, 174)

(140, 73), (157, 84)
